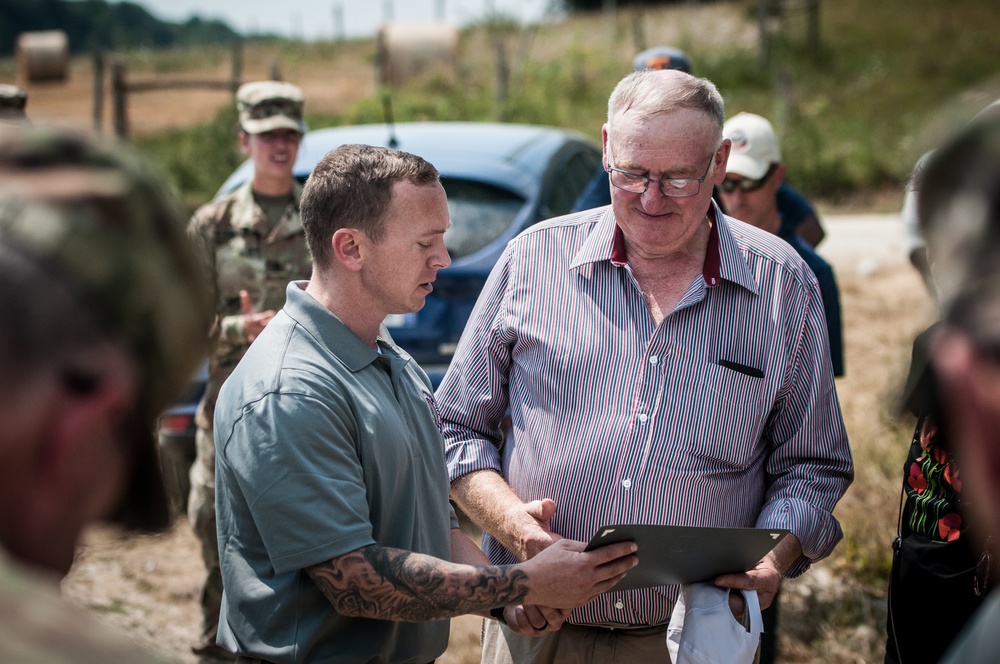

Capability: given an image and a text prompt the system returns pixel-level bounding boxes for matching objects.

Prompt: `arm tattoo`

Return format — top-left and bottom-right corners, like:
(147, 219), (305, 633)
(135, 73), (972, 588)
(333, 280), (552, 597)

(306, 545), (529, 622)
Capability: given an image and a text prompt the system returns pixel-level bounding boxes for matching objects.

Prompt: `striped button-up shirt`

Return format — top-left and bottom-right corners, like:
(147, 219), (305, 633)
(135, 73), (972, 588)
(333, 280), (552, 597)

(437, 204), (853, 627)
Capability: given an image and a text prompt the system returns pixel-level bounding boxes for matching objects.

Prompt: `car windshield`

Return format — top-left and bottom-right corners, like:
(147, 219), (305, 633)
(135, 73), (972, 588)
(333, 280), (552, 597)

(441, 177), (525, 260)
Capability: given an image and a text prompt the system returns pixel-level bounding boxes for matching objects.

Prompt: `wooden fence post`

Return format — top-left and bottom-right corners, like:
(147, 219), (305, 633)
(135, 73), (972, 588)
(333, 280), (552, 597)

(807, 0), (821, 58)
(758, 0), (770, 69)
(91, 51), (103, 135)
(111, 57), (128, 140)
(230, 41), (243, 94)
(494, 35), (508, 121)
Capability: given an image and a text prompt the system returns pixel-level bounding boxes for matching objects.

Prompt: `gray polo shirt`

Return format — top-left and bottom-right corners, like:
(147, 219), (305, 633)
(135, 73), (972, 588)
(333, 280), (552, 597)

(215, 281), (457, 664)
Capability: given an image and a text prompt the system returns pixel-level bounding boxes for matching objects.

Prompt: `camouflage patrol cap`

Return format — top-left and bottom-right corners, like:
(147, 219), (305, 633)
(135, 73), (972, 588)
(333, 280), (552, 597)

(0, 84), (28, 127)
(236, 80), (306, 135)
(0, 127), (212, 531)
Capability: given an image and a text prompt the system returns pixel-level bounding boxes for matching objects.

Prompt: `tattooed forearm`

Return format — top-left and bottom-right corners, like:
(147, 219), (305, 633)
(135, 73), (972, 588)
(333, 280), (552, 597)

(306, 545), (529, 622)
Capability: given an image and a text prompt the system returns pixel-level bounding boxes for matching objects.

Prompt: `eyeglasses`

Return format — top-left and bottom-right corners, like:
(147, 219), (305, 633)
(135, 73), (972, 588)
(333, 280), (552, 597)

(719, 165), (778, 194)
(607, 148), (715, 198)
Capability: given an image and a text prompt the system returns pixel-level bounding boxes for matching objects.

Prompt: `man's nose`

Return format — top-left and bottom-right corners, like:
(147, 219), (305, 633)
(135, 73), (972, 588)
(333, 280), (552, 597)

(640, 182), (671, 209)
(431, 246), (451, 269)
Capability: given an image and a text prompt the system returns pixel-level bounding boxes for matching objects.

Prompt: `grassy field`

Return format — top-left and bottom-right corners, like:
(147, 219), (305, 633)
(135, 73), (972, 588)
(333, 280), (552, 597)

(111, 0), (1000, 209)
(4, 0), (998, 208)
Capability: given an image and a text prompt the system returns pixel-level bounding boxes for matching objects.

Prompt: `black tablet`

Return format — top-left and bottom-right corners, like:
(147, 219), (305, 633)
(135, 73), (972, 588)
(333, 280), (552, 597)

(585, 524), (791, 592)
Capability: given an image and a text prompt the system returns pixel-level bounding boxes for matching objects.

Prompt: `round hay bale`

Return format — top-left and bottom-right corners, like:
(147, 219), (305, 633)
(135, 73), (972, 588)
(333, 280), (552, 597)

(376, 21), (459, 87)
(16, 30), (69, 83)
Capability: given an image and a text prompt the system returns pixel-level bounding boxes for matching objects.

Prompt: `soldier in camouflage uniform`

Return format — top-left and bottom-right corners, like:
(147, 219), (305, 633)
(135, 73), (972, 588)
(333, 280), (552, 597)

(0, 126), (210, 661)
(186, 80), (312, 658)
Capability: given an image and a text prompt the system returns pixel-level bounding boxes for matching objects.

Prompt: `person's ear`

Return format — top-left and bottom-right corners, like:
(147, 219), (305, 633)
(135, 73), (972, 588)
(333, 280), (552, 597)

(11, 371), (133, 573)
(42, 373), (132, 489)
(772, 164), (787, 189)
(713, 139), (732, 185)
(331, 228), (364, 272)
(601, 124), (611, 170)
(238, 131), (251, 156)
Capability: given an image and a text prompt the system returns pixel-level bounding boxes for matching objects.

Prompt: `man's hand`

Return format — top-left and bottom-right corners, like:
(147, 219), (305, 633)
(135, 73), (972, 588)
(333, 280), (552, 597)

(519, 538), (637, 609)
(519, 498), (562, 560)
(502, 605), (570, 637)
(240, 289), (276, 341)
(713, 533), (802, 612)
(450, 472), (564, 562)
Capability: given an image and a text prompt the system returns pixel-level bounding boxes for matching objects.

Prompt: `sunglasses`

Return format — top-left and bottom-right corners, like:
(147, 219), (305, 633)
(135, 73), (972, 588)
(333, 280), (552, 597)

(719, 165), (778, 193)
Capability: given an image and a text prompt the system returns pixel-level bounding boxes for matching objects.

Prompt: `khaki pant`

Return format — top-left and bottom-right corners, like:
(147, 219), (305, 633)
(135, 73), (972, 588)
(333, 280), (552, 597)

(189, 424), (223, 642)
(481, 619), (670, 664)
(482, 608), (763, 664)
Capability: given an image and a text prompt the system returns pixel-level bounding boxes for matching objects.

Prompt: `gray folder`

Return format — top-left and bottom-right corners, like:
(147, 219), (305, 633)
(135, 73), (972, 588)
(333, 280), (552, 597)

(585, 524), (791, 592)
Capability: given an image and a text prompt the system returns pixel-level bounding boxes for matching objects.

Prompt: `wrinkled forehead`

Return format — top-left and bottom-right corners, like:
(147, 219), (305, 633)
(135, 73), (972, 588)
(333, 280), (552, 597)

(609, 110), (720, 163)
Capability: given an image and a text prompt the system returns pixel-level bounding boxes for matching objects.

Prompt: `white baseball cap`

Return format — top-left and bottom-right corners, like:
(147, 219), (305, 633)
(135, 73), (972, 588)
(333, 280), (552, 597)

(723, 112), (781, 180)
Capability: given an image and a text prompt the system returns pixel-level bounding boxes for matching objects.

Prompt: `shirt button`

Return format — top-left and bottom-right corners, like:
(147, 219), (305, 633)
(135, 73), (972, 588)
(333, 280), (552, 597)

(622, 478), (632, 489)
(638, 413), (648, 424)
(615, 600), (625, 609)
(649, 355), (659, 365)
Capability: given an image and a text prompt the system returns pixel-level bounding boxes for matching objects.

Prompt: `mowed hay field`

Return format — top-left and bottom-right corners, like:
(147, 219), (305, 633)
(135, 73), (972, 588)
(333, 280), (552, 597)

(2, 4), (944, 661)
(2, 42), (376, 137)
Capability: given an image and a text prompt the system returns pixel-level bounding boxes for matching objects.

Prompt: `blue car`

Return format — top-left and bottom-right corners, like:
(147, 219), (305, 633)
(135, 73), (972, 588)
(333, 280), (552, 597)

(219, 121), (602, 384)
(157, 122), (601, 489)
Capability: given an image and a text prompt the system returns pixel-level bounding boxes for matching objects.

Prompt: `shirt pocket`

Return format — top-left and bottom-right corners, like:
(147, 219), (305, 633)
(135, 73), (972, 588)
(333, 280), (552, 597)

(684, 360), (768, 468)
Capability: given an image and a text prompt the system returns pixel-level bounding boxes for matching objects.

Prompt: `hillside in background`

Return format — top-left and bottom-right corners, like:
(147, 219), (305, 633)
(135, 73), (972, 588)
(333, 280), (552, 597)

(4, 0), (1000, 208)
(0, 0), (245, 54)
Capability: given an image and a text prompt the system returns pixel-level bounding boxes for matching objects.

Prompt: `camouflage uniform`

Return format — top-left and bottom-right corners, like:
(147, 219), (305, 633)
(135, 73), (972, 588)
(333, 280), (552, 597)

(0, 127), (210, 661)
(0, 550), (175, 663)
(187, 179), (311, 650)
(179, 81), (310, 656)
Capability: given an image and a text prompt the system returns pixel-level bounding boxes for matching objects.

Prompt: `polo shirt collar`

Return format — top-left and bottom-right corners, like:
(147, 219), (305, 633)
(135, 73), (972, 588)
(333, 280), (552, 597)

(282, 281), (400, 373)
(570, 202), (758, 294)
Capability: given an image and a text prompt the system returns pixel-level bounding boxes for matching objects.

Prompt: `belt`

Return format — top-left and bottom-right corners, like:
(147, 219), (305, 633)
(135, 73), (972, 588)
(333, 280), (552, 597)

(236, 657), (434, 664)
(572, 623), (667, 636)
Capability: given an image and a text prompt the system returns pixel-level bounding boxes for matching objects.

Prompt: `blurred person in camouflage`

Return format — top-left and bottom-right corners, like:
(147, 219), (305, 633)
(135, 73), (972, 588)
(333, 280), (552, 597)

(184, 80), (313, 659)
(0, 127), (210, 661)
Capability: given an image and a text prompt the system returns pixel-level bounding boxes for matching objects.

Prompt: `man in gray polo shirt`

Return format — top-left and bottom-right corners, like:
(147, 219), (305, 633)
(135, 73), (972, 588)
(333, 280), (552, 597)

(213, 144), (638, 663)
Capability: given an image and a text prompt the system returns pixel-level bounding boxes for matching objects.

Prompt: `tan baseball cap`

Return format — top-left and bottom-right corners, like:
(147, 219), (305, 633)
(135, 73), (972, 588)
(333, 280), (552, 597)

(723, 112), (781, 180)
(236, 80), (306, 135)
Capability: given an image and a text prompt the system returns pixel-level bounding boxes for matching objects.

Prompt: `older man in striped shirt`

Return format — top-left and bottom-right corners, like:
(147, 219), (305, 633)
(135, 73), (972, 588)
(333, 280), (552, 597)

(437, 69), (854, 662)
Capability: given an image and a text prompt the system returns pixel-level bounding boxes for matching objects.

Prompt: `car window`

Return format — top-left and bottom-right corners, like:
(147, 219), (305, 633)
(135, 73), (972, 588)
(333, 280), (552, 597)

(541, 148), (603, 218)
(441, 177), (525, 260)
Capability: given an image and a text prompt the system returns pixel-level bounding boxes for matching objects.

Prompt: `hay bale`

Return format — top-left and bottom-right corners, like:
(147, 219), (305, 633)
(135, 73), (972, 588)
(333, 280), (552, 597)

(376, 21), (459, 87)
(16, 30), (69, 83)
